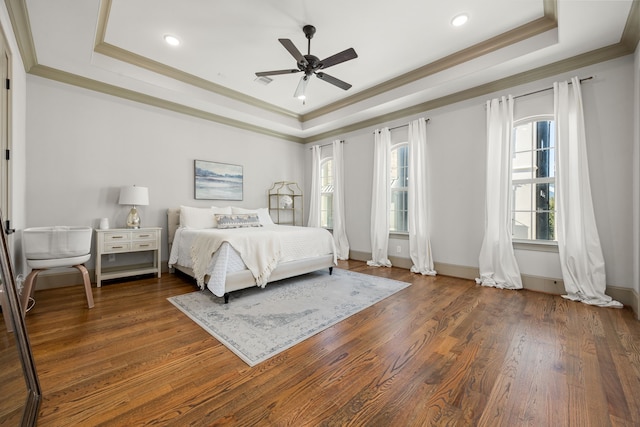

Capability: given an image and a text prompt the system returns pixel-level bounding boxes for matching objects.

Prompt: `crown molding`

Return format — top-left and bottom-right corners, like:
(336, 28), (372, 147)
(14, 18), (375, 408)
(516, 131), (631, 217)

(94, 1), (299, 121)
(4, 0), (36, 70)
(305, 0), (637, 142)
(543, 0), (557, 21)
(27, 64), (305, 143)
(93, 41), (301, 121)
(92, 0), (558, 124)
(301, 14), (558, 122)
(621, 0), (640, 51)
(305, 40), (635, 143)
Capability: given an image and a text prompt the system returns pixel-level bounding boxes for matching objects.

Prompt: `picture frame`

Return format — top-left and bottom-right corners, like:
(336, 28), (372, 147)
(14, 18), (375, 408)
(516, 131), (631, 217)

(194, 160), (243, 201)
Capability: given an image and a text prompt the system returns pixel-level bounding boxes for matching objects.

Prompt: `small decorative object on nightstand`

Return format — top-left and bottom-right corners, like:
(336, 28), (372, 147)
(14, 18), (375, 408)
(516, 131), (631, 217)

(118, 185), (149, 229)
(268, 181), (303, 226)
(95, 227), (161, 287)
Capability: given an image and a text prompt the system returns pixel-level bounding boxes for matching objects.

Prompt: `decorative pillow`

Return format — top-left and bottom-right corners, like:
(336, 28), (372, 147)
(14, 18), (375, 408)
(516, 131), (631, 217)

(180, 206), (232, 229)
(211, 206), (232, 227)
(215, 214), (263, 229)
(231, 207), (275, 226)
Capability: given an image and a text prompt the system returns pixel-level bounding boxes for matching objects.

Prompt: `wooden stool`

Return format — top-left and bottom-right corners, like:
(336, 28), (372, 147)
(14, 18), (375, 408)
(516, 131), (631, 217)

(21, 255), (94, 316)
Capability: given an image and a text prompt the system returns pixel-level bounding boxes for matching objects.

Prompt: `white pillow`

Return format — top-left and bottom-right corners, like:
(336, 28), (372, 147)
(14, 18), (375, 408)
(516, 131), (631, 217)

(180, 206), (232, 229)
(231, 207), (274, 226)
(256, 208), (275, 226)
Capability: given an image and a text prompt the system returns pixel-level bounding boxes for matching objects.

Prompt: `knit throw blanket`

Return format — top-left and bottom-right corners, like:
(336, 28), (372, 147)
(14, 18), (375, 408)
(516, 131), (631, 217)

(190, 228), (282, 289)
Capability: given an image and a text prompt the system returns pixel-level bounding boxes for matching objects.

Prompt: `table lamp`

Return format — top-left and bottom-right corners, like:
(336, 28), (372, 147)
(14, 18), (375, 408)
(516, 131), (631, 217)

(118, 185), (149, 228)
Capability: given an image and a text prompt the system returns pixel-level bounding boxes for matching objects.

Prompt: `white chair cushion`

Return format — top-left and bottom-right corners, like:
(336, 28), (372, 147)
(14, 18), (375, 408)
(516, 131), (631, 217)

(27, 254), (91, 269)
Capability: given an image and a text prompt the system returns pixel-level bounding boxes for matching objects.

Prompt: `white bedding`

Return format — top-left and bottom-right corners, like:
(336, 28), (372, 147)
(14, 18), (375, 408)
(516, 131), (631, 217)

(168, 224), (336, 296)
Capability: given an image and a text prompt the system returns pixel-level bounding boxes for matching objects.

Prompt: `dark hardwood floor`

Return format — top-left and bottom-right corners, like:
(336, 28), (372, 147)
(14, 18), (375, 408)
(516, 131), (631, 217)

(16, 260), (640, 426)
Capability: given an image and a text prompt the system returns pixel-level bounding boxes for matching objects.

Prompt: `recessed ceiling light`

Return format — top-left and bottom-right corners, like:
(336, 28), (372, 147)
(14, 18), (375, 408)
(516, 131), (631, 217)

(163, 34), (180, 46)
(451, 13), (469, 27)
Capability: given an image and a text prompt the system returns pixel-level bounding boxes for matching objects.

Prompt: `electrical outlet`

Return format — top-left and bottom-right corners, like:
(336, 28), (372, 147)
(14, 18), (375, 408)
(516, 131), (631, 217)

(108, 254), (116, 262)
(396, 245), (402, 253)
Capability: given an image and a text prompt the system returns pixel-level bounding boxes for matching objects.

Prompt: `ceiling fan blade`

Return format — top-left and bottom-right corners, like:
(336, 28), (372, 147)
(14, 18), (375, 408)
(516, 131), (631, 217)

(319, 48), (357, 69)
(255, 69), (301, 77)
(279, 38), (308, 67)
(315, 72), (352, 90)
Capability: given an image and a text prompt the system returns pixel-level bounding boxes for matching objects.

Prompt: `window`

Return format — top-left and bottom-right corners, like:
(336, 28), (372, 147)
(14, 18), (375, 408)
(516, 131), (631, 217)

(390, 142), (408, 233)
(320, 158), (333, 228)
(511, 119), (555, 241)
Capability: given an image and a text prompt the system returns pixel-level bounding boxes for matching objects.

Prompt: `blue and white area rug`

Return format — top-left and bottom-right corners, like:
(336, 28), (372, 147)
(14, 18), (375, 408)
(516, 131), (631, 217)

(167, 268), (410, 366)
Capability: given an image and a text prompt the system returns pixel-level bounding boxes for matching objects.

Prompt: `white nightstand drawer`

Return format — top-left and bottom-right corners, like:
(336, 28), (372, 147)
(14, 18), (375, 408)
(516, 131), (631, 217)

(104, 242), (132, 252)
(133, 231), (157, 241)
(133, 241), (157, 251)
(104, 232), (131, 241)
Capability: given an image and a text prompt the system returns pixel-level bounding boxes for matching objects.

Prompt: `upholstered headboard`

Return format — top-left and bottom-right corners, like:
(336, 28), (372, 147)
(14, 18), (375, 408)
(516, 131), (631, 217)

(167, 208), (181, 247)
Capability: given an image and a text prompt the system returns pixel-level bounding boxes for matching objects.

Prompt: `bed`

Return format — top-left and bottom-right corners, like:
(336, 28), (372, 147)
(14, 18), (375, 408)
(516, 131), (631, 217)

(167, 206), (336, 302)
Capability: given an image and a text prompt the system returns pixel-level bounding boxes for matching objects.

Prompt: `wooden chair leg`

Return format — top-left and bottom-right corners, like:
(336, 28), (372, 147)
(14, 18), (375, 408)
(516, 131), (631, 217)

(74, 264), (94, 309)
(21, 270), (40, 316)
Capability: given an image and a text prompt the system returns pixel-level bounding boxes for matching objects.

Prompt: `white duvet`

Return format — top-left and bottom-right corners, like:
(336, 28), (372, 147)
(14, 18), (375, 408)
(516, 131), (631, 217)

(168, 225), (336, 296)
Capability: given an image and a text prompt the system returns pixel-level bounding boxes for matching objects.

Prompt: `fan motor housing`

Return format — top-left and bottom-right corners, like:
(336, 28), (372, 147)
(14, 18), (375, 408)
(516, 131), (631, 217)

(303, 25), (316, 39)
(299, 55), (320, 74)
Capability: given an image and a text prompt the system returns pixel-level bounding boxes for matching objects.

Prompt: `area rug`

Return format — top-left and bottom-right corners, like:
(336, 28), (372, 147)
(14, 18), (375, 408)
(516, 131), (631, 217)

(167, 268), (410, 366)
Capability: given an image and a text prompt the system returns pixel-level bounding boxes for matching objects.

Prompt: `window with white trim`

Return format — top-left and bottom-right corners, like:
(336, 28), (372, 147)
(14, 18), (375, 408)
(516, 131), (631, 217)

(390, 142), (408, 233)
(320, 158), (333, 229)
(511, 118), (556, 241)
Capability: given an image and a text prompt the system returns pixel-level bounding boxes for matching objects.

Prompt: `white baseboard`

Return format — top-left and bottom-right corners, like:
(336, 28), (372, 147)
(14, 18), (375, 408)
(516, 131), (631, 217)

(22, 263), (171, 290)
(27, 253), (640, 320)
(349, 251), (639, 318)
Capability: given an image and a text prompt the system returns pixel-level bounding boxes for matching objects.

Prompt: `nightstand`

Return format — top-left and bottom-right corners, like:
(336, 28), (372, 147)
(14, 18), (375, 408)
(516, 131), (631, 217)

(95, 227), (161, 287)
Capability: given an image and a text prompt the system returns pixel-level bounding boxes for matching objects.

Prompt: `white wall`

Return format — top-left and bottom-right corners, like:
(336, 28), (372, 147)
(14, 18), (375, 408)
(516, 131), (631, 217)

(25, 76), (305, 271)
(309, 55), (636, 290)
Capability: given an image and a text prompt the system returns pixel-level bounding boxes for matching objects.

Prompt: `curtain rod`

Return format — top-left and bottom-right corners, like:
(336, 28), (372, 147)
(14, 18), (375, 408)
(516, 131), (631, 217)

(513, 76), (594, 100)
(373, 118), (431, 134)
(309, 140), (345, 150)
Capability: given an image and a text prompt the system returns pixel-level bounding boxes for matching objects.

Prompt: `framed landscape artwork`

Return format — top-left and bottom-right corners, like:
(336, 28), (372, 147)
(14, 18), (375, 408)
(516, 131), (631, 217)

(194, 160), (243, 200)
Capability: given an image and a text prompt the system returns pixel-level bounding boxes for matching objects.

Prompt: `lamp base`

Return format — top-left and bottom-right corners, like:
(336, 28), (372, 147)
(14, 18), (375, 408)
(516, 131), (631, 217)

(126, 206), (141, 229)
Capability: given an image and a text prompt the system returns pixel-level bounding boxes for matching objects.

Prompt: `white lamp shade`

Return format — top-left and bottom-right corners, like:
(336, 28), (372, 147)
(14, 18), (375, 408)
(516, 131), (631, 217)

(118, 186), (149, 206)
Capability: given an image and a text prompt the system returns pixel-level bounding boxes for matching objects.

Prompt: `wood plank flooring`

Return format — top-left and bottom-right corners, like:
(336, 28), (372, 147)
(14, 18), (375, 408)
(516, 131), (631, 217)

(17, 261), (640, 426)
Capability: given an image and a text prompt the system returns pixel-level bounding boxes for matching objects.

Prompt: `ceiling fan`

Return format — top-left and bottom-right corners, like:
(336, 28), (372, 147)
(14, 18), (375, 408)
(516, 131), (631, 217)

(255, 25), (358, 100)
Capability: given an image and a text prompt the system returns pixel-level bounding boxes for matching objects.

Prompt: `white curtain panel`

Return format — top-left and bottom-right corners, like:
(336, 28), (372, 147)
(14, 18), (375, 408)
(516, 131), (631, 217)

(476, 96), (523, 289)
(307, 145), (321, 228)
(408, 118), (436, 276)
(368, 128), (392, 267)
(332, 140), (350, 259)
(554, 77), (622, 308)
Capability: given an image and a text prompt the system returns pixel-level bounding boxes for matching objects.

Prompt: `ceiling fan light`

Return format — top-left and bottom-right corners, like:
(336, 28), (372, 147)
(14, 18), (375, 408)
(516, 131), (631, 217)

(294, 76), (309, 99)
(451, 13), (469, 27)
(163, 34), (181, 46)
